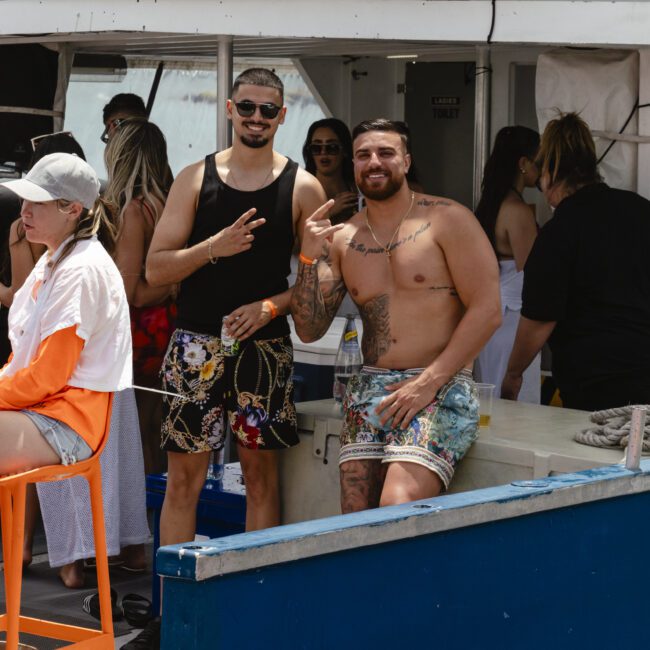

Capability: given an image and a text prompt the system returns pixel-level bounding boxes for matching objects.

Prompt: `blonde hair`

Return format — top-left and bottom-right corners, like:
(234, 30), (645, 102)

(52, 198), (118, 271)
(537, 112), (601, 192)
(97, 117), (172, 234)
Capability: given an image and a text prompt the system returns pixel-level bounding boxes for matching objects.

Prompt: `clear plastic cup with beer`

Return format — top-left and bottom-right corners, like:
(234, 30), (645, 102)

(476, 383), (495, 427)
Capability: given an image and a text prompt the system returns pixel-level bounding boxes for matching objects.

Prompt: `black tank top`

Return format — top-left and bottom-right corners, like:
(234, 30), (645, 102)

(176, 153), (297, 338)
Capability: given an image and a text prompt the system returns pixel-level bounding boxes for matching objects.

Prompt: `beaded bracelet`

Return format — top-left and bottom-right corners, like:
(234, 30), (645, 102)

(207, 236), (219, 264)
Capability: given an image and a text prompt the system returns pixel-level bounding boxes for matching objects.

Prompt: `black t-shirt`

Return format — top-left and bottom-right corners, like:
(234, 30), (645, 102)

(522, 183), (650, 391)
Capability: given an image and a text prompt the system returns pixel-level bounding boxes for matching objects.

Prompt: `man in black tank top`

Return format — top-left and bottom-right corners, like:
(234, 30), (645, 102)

(141, 69), (325, 644)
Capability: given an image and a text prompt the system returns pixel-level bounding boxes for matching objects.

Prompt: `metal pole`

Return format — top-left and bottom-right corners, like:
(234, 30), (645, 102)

(53, 43), (73, 133)
(473, 45), (491, 210)
(217, 35), (234, 151)
(146, 61), (165, 117)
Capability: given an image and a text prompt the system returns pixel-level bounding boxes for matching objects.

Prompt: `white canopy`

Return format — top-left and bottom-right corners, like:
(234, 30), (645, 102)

(0, 1), (650, 54)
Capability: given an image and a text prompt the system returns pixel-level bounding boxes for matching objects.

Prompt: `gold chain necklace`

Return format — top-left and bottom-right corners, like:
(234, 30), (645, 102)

(229, 164), (274, 191)
(364, 191), (415, 259)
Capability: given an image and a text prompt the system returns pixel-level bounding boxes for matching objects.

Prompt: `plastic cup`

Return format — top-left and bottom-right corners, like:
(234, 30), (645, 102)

(476, 383), (495, 427)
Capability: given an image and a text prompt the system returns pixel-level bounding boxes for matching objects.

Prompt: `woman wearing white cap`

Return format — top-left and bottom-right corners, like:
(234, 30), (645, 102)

(0, 152), (131, 481)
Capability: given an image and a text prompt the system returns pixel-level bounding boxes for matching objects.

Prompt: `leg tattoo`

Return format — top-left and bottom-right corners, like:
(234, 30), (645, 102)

(340, 460), (387, 514)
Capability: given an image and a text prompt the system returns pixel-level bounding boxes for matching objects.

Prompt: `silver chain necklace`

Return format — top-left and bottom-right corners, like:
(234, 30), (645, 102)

(364, 191), (415, 259)
(228, 164), (274, 191)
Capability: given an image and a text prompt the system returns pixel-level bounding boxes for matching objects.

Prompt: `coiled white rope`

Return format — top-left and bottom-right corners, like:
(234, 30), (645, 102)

(575, 404), (650, 451)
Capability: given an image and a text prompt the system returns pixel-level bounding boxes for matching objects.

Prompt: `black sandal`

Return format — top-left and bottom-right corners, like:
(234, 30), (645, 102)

(122, 593), (154, 628)
(82, 587), (123, 622)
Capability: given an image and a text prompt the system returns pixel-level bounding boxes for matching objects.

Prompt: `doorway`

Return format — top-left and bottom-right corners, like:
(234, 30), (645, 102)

(405, 61), (476, 206)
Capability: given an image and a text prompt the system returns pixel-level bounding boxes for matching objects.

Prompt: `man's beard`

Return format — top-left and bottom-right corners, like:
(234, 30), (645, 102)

(240, 133), (269, 149)
(357, 174), (403, 201)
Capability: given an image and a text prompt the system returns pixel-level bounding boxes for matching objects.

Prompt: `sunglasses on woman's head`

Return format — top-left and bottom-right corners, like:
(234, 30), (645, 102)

(30, 131), (73, 152)
(234, 101), (282, 119)
(309, 143), (342, 156)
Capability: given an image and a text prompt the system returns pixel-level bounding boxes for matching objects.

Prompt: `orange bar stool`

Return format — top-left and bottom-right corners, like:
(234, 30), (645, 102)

(0, 400), (115, 649)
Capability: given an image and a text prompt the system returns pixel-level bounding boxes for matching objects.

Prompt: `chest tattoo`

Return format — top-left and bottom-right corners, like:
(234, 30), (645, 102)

(346, 221), (431, 256)
(417, 198), (451, 207)
(428, 285), (458, 296)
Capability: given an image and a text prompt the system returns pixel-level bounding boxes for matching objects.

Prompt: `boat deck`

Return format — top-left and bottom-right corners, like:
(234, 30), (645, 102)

(0, 528), (153, 649)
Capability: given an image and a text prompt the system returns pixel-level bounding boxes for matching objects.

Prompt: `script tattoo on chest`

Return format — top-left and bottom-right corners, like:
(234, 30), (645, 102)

(346, 222), (432, 256)
(359, 294), (391, 365)
(417, 198), (451, 207)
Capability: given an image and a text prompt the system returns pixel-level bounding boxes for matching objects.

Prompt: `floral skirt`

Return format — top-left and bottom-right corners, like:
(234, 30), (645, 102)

(160, 328), (298, 453)
(130, 302), (176, 387)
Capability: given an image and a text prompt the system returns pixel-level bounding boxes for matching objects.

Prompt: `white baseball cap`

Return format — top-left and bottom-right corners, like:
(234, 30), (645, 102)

(3, 152), (100, 210)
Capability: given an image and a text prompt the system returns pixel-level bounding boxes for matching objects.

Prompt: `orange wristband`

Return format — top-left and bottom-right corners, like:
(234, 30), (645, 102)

(263, 299), (278, 320)
(299, 253), (318, 266)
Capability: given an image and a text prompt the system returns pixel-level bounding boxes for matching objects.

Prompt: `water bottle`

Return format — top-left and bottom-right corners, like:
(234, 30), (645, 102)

(205, 447), (225, 489)
(221, 315), (239, 356)
(333, 315), (362, 406)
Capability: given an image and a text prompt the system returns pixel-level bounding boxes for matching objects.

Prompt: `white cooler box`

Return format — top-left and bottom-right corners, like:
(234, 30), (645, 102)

(279, 398), (623, 525)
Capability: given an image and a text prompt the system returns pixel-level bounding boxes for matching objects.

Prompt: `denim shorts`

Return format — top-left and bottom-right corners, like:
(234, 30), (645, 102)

(22, 410), (92, 466)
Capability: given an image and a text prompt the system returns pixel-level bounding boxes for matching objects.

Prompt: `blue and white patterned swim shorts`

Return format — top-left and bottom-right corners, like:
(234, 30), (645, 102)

(339, 366), (479, 489)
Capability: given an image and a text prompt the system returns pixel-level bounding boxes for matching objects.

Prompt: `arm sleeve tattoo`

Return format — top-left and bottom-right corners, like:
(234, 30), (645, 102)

(290, 261), (347, 341)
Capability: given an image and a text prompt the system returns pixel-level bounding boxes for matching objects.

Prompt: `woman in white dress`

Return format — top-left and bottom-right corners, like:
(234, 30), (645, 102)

(474, 126), (541, 403)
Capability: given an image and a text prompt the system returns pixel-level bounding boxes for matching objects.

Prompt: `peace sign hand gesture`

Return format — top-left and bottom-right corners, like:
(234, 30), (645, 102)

(300, 199), (344, 260)
(210, 208), (266, 258)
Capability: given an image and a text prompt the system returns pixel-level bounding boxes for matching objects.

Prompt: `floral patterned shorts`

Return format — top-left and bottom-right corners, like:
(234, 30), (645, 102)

(160, 328), (298, 453)
(339, 367), (479, 489)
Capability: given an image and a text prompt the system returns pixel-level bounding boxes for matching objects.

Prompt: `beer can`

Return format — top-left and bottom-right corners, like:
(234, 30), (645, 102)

(221, 316), (239, 356)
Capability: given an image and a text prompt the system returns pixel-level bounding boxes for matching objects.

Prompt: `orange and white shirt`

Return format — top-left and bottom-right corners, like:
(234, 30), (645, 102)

(0, 236), (132, 450)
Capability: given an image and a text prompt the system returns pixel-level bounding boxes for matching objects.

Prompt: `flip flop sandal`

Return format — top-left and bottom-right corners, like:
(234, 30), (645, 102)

(122, 593), (154, 628)
(84, 556), (124, 570)
(82, 587), (123, 622)
(118, 563), (147, 574)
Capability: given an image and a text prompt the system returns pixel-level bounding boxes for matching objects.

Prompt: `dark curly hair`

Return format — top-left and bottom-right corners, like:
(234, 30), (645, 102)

(537, 112), (601, 192)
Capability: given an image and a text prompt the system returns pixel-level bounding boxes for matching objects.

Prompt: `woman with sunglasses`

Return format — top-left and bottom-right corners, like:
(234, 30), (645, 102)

(303, 118), (357, 223)
(474, 125), (541, 403)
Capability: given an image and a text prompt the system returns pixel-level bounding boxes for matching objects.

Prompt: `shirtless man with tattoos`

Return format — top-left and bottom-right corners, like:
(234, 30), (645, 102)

(290, 118), (501, 512)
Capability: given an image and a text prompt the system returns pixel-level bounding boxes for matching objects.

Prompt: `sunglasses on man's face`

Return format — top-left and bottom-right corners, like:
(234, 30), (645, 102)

(100, 118), (126, 144)
(234, 101), (282, 120)
(309, 143), (342, 156)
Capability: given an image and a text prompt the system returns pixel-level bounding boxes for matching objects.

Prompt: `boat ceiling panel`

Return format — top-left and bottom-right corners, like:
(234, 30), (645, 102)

(0, 31), (468, 60)
(1, 1), (650, 49)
